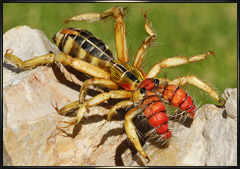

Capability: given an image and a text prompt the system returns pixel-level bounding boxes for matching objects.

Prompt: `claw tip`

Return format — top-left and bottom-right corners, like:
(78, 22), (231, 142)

(209, 51), (216, 57)
(146, 156), (150, 163)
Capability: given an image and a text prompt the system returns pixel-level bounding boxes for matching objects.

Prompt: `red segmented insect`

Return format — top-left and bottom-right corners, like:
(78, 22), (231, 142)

(139, 78), (196, 120)
(140, 89), (172, 140)
(156, 84), (196, 118)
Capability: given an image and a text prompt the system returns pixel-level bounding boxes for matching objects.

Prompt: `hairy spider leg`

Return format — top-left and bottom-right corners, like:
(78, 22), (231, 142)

(124, 107), (151, 162)
(98, 100), (134, 129)
(4, 49), (110, 79)
(144, 51), (223, 104)
(133, 8), (157, 69)
(58, 90), (133, 126)
(166, 75), (224, 104)
(146, 51), (215, 78)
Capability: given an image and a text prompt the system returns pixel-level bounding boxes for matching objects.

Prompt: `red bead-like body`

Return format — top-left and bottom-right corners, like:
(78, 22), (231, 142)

(141, 91), (172, 139)
(138, 78), (197, 118)
(138, 78), (156, 91)
(137, 78), (197, 141)
(156, 84), (196, 117)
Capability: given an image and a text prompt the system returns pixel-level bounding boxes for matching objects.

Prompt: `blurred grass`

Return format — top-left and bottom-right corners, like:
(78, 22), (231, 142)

(3, 3), (237, 105)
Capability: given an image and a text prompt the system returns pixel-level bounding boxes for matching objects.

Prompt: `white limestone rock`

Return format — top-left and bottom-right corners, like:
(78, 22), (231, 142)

(3, 26), (237, 166)
(222, 88), (237, 120)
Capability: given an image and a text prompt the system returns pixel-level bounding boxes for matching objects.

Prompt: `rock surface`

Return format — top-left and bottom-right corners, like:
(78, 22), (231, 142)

(3, 26), (237, 166)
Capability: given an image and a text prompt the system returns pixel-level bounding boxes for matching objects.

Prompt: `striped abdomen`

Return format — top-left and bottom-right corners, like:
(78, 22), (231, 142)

(53, 28), (146, 91)
(141, 91), (172, 139)
(52, 28), (114, 67)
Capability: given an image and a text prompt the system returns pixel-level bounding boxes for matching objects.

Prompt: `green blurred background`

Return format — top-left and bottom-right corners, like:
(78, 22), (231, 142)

(3, 3), (237, 106)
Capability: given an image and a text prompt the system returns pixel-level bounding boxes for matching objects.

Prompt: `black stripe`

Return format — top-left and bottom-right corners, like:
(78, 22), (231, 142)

(100, 53), (113, 61)
(146, 110), (167, 120)
(96, 42), (106, 51)
(178, 93), (188, 108)
(76, 29), (92, 38)
(104, 49), (113, 57)
(185, 100), (196, 112)
(155, 122), (168, 131)
(141, 95), (160, 111)
(101, 49), (113, 60)
(88, 36), (100, 44)
(89, 47), (102, 58)
(115, 63), (140, 83)
(169, 87), (179, 103)
(81, 40), (92, 53)
(116, 63), (127, 72)
(69, 34), (84, 46)
(125, 71), (138, 82)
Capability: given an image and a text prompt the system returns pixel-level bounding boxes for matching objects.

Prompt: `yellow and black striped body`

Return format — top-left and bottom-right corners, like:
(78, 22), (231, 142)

(53, 28), (113, 68)
(109, 60), (145, 90)
(52, 28), (145, 90)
